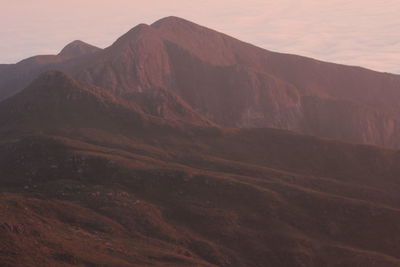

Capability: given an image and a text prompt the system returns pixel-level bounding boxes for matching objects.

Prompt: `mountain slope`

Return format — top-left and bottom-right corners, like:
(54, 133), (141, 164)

(0, 71), (147, 132)
(151, 17), (400, 147)
(1, 69), (400, 266)
(58, 40), (101, 58)
(0, 41), (101, 102)
(3, 16), (400, 148)
(0, 70), (213, 130)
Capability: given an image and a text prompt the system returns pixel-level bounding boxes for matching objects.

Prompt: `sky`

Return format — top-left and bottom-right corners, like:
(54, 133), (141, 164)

(1, 0), (399, 74)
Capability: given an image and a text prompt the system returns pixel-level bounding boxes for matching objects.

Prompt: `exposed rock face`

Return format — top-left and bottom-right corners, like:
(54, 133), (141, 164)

(1, 16), (400, 148)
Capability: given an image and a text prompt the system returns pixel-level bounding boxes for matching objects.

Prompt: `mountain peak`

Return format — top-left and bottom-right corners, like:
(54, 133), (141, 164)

(111, 23), (158, 47)
(152, 16), (194, 27)
(151, 16), (237, 66)
(151, 16), (205, 33)
(58, 40), (100, 58)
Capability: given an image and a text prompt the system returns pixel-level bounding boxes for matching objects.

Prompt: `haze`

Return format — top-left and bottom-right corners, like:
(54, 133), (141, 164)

(1, 0), (399, 73)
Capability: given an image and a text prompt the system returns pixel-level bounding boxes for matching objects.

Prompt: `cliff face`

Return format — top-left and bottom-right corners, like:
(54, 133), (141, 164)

(2, 16), (400, 148)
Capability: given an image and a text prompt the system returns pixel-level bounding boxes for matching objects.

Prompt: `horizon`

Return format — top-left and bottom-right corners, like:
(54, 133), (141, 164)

(1, 0), (399, 74)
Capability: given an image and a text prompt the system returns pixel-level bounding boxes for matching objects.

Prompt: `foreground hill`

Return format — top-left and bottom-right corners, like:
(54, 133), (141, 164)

(1, 17), (400, 148)
(1, 71), (400, 266)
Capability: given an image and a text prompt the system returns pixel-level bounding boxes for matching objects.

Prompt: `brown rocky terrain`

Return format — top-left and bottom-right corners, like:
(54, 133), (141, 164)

(1, 71), (400, 266)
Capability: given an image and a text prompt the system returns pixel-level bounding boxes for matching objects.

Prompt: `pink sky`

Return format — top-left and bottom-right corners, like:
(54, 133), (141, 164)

(1, 0), (400, 73)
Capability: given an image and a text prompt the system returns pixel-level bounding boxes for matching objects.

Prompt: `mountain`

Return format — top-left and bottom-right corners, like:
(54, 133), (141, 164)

(2, 69), (400, 266)
(149, 17), (400, 148)
(2, 17), (400, 149)
(0, 40), (101, 101)
(2, 19), (400, 265)
(58, 40), (101, 58)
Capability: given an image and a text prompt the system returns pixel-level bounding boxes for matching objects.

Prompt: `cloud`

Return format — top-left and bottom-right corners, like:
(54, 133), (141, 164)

(0, 0), (399, 73)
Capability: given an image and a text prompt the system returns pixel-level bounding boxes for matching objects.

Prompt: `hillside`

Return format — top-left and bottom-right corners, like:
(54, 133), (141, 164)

(1, 71), (400, 266)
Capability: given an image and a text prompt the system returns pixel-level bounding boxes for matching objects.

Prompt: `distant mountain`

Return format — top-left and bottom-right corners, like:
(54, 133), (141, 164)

(1, 17), (400, 148)
(58, 40), (101, 58)
(0, 40), (101, 101)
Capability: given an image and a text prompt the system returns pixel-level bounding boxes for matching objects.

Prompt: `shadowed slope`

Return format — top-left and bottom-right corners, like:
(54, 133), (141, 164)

(0, 41), (101, 101)
(0, 71), (147, 133)
(0, 70), (213, 134)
